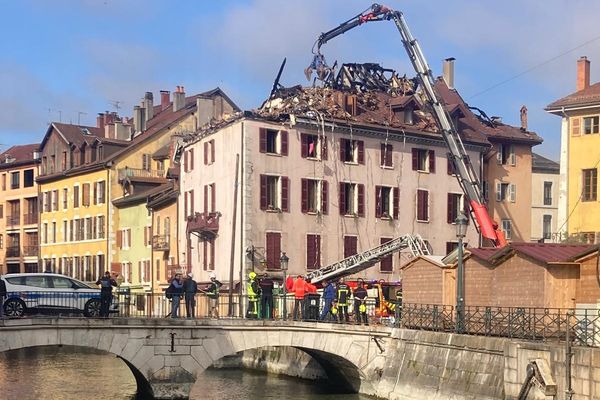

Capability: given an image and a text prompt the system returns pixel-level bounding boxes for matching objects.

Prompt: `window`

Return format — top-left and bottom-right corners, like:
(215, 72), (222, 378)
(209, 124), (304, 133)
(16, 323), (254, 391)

(50, 155), (56, 173)
(23, 169), (34, 187)
(265, 232), (281, 270)
(416, 189), (429, 222)
(259, 128), (288, 156)
(118, 228), (131, 249)
(61, 151), (67, 170)
(394, 106), (414, 125)
(82, 183), (90, 207)
(73, 185), (80, 208)
(1, 174), (5, 190)
(42, 223), (48, 244)
(306, 234), (321, 270)
(142, 153), (152, 171)
(497, 143), (516, 166)
(184, 190), (194, 217)
(582, 168), (597, 202)
(51, 222), (56, 243)
(63, 220), (68, 242)
(10, 171), (20, 189)
(447, 155), (457, 175)
(339, 182), (364, 217)
(543, 215), (552, 240)
(344, 236), (358, 259)
(301, 179), (328, 214)
(95, 181), (106, 204)
(97, 216), (105, 239)
(202, 238), (216, 271)
(501, 219), (512, 240)
(204, 183), (216, 213)
(412, 148), (435, 172)
(496, 182), (516, 202)
(204, 139), (215, 164)
(62, 188), (68, 210)
(0, 205), (3, 218)
(260, 175), (289, 212)
(379, 238), (393, 272)
(583, 116), (599, 135)
(184, 149), (194, 172)
(446, 241), (459, 254)
(380, 143), (393, 167)
(51, 190), (58, 211)
(375, 186), (398, 219)
(447, 193), (464, 223)
(543, 181), (553, 206)
(301, 133), (327, 160)
(340, 138), (364, 164)
(580, 232), (596, 244)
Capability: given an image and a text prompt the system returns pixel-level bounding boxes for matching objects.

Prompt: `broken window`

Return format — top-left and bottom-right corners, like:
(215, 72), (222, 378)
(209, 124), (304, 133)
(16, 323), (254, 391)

(260, 175), (289, 212)
(301, 133), (327, 159)
(582, 168), (597, 202)
(267, 130), (278, 153)
(412, 148), (435, 172)
(496, 182), (516, 202)
(340, 138), (364, 164)
(497, 143), (516, 166)
(501, 219), (512, 240)
(301, 178), (328, 214)
(583, 116), (599, 135)
(23, 169), (34, 188)
(447, 193), (464, 224)
(339, 182), (364, 216)
(380, 143), (393, 167)
(375, 186), (398, 219)
(259, 128), (288, 156)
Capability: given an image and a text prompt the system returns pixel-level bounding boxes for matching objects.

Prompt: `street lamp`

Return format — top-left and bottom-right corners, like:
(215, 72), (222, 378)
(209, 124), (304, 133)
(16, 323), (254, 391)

(455, 212), (468, 334)
(280, 252), (289, 321)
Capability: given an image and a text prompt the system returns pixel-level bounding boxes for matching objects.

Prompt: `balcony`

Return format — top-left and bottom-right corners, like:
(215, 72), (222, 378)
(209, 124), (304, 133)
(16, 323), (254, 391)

(6, 246), (20, 258)
(166, 265), (188, 278)
(6, 215), (20, 226)
(23, 245), (38, 257)
(152, 235), (170, 251)
(118, 167), (164, 182)
(24, 213), (38, 225)
(186, 212), (220, 240)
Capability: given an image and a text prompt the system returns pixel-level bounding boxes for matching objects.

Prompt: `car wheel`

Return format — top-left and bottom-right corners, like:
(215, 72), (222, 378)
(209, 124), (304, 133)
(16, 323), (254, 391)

(4, 298), (26, 317)
(84, 299), (101, 317)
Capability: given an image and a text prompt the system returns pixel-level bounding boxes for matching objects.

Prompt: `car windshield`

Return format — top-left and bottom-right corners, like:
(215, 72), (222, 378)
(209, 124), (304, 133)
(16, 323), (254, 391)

(70, 278), (94, 289)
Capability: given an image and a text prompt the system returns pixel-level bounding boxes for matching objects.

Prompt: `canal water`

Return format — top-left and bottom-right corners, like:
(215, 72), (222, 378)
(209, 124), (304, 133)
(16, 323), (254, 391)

(0, 347), (373, 400)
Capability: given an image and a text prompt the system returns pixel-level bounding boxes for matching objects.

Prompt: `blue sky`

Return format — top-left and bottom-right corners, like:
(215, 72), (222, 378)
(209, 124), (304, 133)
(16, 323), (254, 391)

(2, 0), (600, 161)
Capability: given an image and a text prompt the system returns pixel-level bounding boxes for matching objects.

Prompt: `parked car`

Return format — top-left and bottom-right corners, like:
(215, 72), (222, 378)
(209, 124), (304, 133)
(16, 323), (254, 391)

(1, 273), (118, 318)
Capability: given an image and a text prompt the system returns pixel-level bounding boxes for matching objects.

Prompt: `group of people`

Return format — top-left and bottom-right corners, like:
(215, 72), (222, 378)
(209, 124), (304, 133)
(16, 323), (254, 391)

(166, 272), (222, 319)
(310, 277), (369, 325)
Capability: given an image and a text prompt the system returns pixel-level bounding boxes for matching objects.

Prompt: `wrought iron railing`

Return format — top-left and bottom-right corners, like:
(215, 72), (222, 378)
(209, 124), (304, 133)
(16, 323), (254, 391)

(6, 215), (20, 226)
(118, 167), (164, 181)
(23, 213), (38, 225)
(6, 246), (20, 257)
(22, 245), (38, 257)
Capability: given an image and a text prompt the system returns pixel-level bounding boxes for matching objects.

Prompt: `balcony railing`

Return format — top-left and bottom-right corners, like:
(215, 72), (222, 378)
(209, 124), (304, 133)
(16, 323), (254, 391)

(24, 213), (38, 225)
(6, 246), (20, 257)
(6, 216), (20, 226)
(152, 235), (170, 251)
(166, 264), (188, 278)
(118, 167), (164, 181)
(23, 245), (38, 257)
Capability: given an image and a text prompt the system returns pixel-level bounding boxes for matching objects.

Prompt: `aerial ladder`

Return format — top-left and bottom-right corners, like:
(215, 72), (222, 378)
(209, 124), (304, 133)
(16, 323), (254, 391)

(305, 4), (507, 248)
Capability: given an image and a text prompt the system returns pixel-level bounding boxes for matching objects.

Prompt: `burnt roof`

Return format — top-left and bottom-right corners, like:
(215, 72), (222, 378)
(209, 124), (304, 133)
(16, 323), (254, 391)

(546, 82), (600, 110)
(0, 144), (39, 170)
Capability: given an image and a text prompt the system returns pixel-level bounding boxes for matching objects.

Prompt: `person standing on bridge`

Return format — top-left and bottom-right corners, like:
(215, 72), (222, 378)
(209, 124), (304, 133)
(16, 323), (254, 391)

(206, 273), (222, 319)
(319, 279), (336, 322)
(246, 271), (260, 319)
(336, 278), (350, 324)
(259, 273), (275, 319)
(183, 272), (198, 319)
(292, 275), (308, 321)
(169, 273), (184, 318)
(353, 279), (369, 326)
(95, 271), (117, 318)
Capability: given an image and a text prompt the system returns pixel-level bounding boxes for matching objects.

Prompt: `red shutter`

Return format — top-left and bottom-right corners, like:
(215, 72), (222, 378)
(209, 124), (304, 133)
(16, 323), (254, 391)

(259, 128), (267, 153)
(301, 134), (308, 158)
(321, 180), (328, 215)
(204, 142), (208, 165)
(203, 241), (208, 270)
(321, 136), (328, 160)
(307, 234), (321, 270)
(210, 140), (215, 163)
(260, 175), (268, 210)
(301, 178), (308, 213)
(204, 185), (208, 214)
(412, 148), (418, 170)
(357, 184), (365, 217)
(380, 238), (393, 272)
(110, 262), (122, 276)
(144, 226), (148, 245)
(447, 193), (454, 223)
(117, 230), (122, 249)
(344, 236), (357, 258)
(380, 144), (385, 166)
(128, 230), (132, 247)
(184, 150), (189, 172)
(190, 190), (194, 215)
(428, 150), (435, 173)
(281, 176), (289, 212)
(375, 186), (382, 218)
(340, 139), (346, 161)
(357, 140), (364, 164)
(184, 193), (189, 217)
(339, 183), (346, 215)
(190, 148), (194, 171)
(393, 187), (399, 219)
(211, 183), (216, 213)
(93, 183), (97, 205)
(266, 232), (281, 270)
(210, 239), (215, 270)
(281, 130), (288, 156)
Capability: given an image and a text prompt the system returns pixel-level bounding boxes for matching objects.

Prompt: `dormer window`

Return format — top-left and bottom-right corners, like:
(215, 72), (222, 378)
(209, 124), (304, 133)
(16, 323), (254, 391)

(403, 106), (414, 125)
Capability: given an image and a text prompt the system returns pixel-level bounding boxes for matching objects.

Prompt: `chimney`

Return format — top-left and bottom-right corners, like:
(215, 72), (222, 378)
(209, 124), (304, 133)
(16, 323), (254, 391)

(577, 56), (590, 91)
(443, 57), (455, 89)
(96, 113), (105, 130)
(520, 105), (528, 130)
(144, 92), (154, 121)
(173, 86), (186, 112)
(160, 90), (170, 111)
(133, 105), (146, 134)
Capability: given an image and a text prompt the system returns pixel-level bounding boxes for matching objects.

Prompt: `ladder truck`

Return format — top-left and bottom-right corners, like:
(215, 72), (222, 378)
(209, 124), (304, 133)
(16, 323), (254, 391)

(305, 3), (507, 251)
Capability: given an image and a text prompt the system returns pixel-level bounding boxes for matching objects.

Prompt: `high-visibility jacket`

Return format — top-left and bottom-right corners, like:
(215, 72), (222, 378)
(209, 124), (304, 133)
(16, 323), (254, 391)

(337, 283), (350, 306)
(248, 279), (259, 298)
(292, 277), (308, 299)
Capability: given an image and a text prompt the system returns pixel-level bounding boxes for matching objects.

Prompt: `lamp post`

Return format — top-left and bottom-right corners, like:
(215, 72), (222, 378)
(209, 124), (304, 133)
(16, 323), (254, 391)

(280, 252), (289, 321)
(455, 212), (468, 334)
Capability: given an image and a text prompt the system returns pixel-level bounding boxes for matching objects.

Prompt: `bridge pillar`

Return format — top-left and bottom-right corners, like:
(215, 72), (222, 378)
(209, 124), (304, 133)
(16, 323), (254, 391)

(148, 367), (196, 399)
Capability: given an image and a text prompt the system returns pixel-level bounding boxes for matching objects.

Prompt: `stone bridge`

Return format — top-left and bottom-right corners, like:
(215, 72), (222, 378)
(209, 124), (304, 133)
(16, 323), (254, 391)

(0, 318), (391, 399)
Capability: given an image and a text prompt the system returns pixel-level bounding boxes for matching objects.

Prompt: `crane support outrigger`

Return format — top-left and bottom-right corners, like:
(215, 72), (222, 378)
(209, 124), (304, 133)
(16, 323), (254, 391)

(305, 4), (507, 247)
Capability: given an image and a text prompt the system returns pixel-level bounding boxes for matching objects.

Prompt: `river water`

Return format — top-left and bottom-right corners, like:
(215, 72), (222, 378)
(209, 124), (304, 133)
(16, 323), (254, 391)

(0, 347), (373, 400)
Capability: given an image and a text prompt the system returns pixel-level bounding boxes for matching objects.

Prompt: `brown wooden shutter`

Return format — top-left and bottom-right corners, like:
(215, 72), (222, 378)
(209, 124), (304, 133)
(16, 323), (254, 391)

(321, 180), (328, 215)
(301, 134), (308, 158)
(117, 230), (122, 249)
(128, 229), (132, 247)
(184, 193), (189, 217)
(259, 128), (267, 152)
(100, 181), (105, 203)
(93, 183), (97, 205)
(344, 236), (357, 258)
(412, 148), (418, 170)
(447, 154), (455, 175)
(307, 234), (321, 270)
(83, 183), (90, 207)
(428, 150), (435, 173)
(190, 189), (194, 215)
(204, 142), (208, 165)
(321, 136), (328, 160)
(281, 130), (288, 156)
(357, 140), (364, 164)
(301, 178), (308, 213)
(386, 144), (393, 167)
(380, 144), (385, 166)
(211, 183), (216, 213)
(210, 140), (215, 163)
(110, 262), (122, 275)
(393, 187), (399, 219)
(572, 117), (581, 137)
(260, 175), (268, 210)
(190, 148), (194, 170)
(357, 184), (365, 217)
(204, 185), (208, 214)
(340, 138), (346, 161)
(184, 150), (188, 172)
(138, 261), (142, 282)
(203, 241), (208, 270)
(281, 176), (289, 212)
(375, 186), (382, 218)
(339, 182), (346, 215)
(128, 262), (132, 283)
(380, 237), (393, 272)
(266, 232), (281, 270)
(210, 239), (215, 270)
(447, 193), (454, 223)
(144, 226), (148, 246)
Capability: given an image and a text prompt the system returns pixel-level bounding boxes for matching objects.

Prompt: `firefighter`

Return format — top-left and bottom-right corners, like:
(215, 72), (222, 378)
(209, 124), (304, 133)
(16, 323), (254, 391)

(336, 277), (350, 323)
(246, 271), (260, 318)
(353, 279), (368, 325)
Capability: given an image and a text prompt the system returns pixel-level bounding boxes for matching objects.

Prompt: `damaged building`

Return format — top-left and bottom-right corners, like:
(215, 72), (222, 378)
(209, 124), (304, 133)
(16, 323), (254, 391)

(178, 61), (542, 283)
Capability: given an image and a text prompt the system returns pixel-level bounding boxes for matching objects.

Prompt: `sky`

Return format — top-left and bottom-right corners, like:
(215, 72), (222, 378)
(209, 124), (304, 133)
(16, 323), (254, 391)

(2, 0), (600, 161)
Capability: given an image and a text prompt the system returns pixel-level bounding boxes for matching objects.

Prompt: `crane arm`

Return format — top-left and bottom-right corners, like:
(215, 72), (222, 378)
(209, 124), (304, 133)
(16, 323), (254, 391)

(305, 4), (507, 247)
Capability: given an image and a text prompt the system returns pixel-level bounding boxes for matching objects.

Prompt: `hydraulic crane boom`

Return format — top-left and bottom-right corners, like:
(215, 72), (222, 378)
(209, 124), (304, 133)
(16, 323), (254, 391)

(306, 4), (506, 247)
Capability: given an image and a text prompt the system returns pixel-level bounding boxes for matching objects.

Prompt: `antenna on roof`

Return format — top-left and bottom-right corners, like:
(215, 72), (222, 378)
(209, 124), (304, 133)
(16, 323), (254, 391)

(109, 100), (123, 113)
(77, 111), (88, 125)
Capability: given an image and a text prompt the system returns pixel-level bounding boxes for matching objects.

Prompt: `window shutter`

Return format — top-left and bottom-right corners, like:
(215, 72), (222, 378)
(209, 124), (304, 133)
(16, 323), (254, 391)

(190, 190), (194, 215)
(393, 187), (399, 219)
(510, 183), (516, 202)
(423, 190), (429, 221)
(190, 148), (194, 171)
(210, 140), (215, 163)
(301, 178), (308, 213)
(375, 186), (382, 218)
(447, 154), (455, 175)
(496, 145), (503, 164)
(572, 117), (581, 137)
(210, 239), (215, 270)
(496, 182), (502, 201)
(380, 144), (385, 166)
(380, 237), (393, 272)
(260, 175), (268, 210)
(259, 128), (267, 153)
(144, 226), (148, 246)
(385, 144), (393, 167)
(412, 148), (418, 170)
(447, 193), (454, 224)
(357, 184), (365, 217)
(321, 180), (328, 215)
(203, 241), (208, 270)
(428, 150), (435, 173)
(281, 131), (289, 156)
(321, 136), (328, 160)
(99, 181), (105, 203)
(211, 183), (216, 213)
(184, 150), (188, 172)
(128, 229), (132, 248)
(204, 185), (208, 214)
(509, 145), (516, 166)
(301, 134), (308, 158)
(281, 176), (289, 212)
(70, 220), (74, 241)
(184, 192), (189, 217)
(117, 230), (122, 249)
(83, 183), (90, 207)
(339, 183), (346, 215)
(128, 263), (132, 283)
(204, 142), (208, 165)
(357, 141), (365, 164)
(93, 183), (97, 205)
(307, 235), (315, 270)
(340, 139), (346, 161)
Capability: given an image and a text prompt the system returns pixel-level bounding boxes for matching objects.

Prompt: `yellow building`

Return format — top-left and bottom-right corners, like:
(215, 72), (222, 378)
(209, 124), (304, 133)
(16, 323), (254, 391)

(546, 56), (600, 242)
(0, 144), (40, 274)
